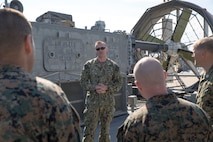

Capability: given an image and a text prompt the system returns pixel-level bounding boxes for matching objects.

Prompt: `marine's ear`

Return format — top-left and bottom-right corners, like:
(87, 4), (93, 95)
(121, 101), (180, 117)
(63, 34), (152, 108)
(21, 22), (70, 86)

(163, 70), (167, 79)
(135, 80), (142, 92)
(23, 34), (34, 72)
(24, 35), (33, 54)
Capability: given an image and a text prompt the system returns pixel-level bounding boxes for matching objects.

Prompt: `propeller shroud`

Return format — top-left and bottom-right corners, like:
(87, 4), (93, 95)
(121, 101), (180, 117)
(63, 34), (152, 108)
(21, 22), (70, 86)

(131, 0), (213, 94)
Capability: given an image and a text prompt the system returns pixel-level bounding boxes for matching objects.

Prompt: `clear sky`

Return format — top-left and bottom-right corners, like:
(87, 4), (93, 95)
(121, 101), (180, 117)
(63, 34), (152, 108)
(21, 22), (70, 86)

(4, 0), (213, 33)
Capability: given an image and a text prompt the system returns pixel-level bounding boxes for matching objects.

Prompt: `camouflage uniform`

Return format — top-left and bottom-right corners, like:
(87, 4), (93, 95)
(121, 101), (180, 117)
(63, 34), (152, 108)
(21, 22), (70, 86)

(197, 65), (213, 125)
(80, 57), (122, 142)
(117, 94), (212, 142)
(0, 64), (81, 142)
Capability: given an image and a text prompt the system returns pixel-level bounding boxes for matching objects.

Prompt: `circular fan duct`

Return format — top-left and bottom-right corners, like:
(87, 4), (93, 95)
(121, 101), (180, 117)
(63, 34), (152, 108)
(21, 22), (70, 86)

(132, 0), (213, 74)
(131, 0), (213, 93)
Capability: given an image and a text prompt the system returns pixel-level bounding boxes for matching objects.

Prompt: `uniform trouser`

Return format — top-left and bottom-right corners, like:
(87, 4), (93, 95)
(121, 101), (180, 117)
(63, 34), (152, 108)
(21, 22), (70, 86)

(82, 95), (115, 142)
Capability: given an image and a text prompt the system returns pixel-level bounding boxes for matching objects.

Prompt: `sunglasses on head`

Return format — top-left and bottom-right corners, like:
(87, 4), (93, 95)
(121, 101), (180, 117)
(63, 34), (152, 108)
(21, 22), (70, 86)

(96, 47), (106, 51)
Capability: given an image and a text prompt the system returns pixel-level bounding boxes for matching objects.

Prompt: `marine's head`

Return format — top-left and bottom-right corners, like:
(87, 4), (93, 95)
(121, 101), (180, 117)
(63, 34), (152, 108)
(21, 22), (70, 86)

(133, 57), (168, 99)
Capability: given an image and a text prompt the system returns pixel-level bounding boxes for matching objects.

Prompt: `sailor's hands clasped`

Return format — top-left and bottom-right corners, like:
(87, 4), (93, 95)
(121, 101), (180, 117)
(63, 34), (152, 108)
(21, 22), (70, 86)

(95, 83), (108, 94)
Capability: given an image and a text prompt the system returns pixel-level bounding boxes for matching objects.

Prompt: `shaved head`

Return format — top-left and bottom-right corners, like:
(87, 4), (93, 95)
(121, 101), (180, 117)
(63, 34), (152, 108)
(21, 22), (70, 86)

(133, 57), (167, 98)
(134, 57), (165, 85)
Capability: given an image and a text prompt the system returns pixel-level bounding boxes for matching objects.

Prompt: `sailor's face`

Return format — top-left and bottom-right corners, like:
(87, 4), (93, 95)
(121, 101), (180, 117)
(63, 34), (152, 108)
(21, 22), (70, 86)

(95, 43), (107, 57)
